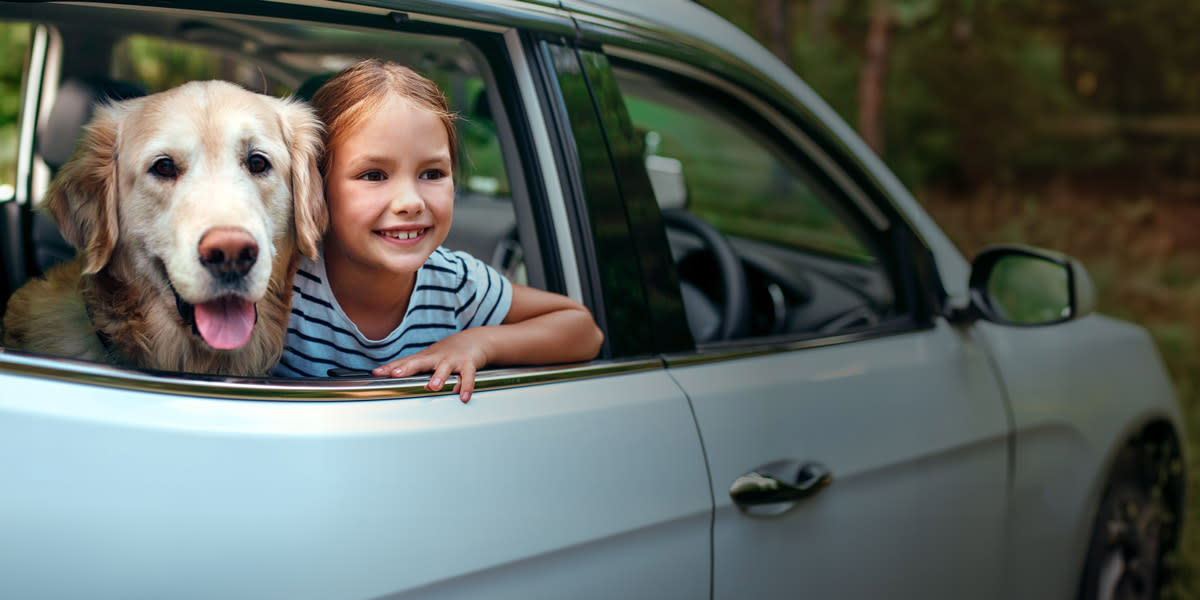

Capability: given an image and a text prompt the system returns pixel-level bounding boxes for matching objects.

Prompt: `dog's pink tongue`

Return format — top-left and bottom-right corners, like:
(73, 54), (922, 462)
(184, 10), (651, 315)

(194, 297), (256, 350)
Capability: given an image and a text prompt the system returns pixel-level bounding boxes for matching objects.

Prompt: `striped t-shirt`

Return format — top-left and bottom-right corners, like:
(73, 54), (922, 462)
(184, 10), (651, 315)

(274, 246), (513, 377)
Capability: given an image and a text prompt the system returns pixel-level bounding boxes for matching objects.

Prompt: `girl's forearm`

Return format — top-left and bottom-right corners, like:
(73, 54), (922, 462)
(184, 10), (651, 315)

(481, 307), (603, 366)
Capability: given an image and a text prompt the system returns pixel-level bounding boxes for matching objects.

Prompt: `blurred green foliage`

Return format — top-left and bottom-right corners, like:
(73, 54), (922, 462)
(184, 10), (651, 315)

(0, 22), (30, 191)
(700, 0), (1200, 188)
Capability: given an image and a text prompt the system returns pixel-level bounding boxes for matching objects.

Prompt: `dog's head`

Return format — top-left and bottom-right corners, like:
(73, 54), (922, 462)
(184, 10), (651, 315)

(44, 80), (326, 350)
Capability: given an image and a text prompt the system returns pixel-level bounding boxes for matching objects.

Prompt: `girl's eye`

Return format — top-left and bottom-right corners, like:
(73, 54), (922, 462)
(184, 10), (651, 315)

(358, 170), (386, 182)
(419, 169), (447, 181)
(247, 153), (271, 175)
(150, 157), (178, 179)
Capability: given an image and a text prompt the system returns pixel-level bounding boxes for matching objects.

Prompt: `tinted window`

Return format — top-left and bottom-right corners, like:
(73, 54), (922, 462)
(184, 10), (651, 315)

(612, 66), (898, 342)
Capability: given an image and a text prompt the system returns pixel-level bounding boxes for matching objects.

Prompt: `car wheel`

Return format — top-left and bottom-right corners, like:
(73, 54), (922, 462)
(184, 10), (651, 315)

(1078, 441), (1181, 600)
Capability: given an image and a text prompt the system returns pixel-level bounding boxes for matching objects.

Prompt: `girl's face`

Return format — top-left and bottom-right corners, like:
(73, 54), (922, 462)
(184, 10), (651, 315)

(324, 94), (454, 280)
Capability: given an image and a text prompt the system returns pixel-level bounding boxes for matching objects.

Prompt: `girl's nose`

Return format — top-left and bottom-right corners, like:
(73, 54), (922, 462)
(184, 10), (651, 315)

(389, 181), (425, 214)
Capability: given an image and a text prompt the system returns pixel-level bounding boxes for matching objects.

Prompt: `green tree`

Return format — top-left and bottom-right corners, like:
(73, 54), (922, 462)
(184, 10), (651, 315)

(0, 22), (31, 192)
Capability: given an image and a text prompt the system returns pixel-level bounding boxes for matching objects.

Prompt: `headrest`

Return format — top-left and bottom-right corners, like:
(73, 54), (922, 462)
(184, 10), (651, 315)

(294, 73), (333, 102)
(37, 77), (146, 171)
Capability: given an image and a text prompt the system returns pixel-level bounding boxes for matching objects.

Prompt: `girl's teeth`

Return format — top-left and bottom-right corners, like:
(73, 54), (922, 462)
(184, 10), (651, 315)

(384, 229), (423, 240)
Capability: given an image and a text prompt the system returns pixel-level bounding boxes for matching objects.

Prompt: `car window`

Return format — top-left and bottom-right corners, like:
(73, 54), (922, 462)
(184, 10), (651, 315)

(611, 65), (898, 342)
(618, 69), (869, 262)
(0, 3), (545, 377)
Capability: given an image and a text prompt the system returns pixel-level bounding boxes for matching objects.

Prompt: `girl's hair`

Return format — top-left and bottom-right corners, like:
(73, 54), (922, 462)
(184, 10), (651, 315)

(309, 58), (458, 177)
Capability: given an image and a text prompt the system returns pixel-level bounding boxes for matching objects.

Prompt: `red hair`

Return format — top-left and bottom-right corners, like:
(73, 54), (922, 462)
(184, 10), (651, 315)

(309, 59), (458, 177)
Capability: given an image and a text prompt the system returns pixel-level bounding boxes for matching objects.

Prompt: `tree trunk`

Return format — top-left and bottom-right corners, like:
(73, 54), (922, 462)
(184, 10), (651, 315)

(857, 2), (893, 154)
(810, 0), (830, 43)
(758, 0), (792, 68)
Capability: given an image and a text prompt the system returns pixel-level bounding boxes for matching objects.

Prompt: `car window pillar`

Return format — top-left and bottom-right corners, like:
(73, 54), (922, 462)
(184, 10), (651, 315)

(535, 38), (692, 356)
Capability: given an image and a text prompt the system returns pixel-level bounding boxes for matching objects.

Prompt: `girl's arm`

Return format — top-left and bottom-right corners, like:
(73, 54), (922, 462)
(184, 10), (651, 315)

(373, 284), (603, 402)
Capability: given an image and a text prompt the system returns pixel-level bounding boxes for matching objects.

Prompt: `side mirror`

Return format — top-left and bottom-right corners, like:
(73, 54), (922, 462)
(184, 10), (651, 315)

(953, 245), (1096, 326)
(645, 154), (687, 211)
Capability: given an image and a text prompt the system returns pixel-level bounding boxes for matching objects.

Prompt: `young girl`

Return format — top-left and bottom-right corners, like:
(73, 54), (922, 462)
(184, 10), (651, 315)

(275, 59), (603, 401)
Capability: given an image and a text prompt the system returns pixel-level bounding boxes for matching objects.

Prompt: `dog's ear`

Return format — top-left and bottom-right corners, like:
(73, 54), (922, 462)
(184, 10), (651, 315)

(43, 102), (126, 275)
(278, 99), (326, 259)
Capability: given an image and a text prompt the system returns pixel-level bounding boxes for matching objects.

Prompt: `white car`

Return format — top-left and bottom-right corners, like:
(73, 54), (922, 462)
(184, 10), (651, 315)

(0, 1), (1184, 599)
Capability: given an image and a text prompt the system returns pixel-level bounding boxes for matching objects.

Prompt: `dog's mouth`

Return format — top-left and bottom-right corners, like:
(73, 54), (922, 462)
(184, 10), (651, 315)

(193, 296), (258, 350)
(161, 260), (258, 350)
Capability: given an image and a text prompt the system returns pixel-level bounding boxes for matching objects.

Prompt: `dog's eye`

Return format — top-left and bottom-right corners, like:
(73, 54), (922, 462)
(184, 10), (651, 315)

(150, 157), (177, 179)
(247, 154), (271, 175)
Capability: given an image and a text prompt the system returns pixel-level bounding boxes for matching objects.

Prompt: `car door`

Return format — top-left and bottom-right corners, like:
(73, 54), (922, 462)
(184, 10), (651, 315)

(0, 3), (712, 598)
(570, 39), (1013, 598)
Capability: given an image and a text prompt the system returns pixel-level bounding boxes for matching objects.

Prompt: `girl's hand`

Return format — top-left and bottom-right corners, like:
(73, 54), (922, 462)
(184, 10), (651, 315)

(372, 329), (491, 403)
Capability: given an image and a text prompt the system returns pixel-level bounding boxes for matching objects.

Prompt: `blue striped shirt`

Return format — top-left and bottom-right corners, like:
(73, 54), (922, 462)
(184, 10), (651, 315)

(274, 246), (512, 377)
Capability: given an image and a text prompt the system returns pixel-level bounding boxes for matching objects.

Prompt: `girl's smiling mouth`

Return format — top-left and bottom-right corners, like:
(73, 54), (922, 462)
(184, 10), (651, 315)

(376, 227), (429, 243)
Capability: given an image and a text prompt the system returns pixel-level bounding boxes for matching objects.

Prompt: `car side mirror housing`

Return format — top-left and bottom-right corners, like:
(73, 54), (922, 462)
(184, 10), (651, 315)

(645, 154), (688, 211)
(951, 245), (1096, 326)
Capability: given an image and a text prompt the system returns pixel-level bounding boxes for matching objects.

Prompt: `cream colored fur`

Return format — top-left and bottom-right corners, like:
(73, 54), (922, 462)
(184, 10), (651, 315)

(2, 81), (325, 376)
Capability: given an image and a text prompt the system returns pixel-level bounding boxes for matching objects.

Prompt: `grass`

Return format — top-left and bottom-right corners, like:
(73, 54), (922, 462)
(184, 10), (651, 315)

(917, 173), (1200, 597)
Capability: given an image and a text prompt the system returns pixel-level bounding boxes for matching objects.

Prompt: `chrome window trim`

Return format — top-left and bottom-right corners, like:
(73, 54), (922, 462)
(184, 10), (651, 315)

(0, 350), (661, 401)
(663, 317), (921, 369)
(604, 45), (889, 232)
(505, 29), (585, 302)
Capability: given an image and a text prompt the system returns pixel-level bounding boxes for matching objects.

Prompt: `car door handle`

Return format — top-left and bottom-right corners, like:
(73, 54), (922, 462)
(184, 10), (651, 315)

(729, 461), (833, 516)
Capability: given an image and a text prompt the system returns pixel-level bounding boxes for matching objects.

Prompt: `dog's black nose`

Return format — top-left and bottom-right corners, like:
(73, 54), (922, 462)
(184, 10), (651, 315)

(199, 226), (258, 280)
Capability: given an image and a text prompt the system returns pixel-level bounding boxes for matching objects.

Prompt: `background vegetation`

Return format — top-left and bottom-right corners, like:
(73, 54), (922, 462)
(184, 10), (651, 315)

(699, 0), (1200, 595)
(0, 23), (28, 199)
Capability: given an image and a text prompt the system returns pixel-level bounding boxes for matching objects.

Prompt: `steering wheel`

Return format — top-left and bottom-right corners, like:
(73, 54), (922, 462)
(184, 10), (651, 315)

(661, 209), (751, 342)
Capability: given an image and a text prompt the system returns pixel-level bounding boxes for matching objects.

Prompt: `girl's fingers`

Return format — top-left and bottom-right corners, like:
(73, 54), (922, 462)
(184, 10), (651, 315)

(457, 364), (477, 403)
(427, 361), (456, 391)
(373, 357), (405, 376)
(371, 351), (480, 403)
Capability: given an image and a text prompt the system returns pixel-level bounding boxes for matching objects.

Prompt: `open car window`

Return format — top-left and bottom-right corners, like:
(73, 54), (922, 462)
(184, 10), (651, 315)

(0, 3), (536, 378)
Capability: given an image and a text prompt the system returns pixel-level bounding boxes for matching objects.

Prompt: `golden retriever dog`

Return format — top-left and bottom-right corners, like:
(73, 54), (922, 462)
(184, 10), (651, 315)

(2, 80), (325, 376)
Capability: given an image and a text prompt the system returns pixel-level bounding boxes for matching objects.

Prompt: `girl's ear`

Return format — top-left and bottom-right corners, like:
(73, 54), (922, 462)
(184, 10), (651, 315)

(279, 98), (326, 259)
(43, 102), (126, 275)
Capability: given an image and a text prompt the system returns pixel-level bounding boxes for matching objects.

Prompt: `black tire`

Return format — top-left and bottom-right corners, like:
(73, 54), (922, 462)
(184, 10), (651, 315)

(1077, 441), (1182, 600)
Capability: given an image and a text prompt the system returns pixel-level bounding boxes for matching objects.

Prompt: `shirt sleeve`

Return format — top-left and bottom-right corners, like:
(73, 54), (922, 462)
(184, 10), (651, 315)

(452, 249), (512, 330)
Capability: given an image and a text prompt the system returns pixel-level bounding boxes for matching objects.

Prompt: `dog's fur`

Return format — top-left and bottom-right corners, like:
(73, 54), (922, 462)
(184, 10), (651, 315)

(2, 80), (325, 376)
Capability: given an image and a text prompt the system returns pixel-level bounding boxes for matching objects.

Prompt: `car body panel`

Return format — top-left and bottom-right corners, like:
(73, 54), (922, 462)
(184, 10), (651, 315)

(670, 321), (1010, 600)
(974, 315), (1183, 600)
(0, 366), (711, 598)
